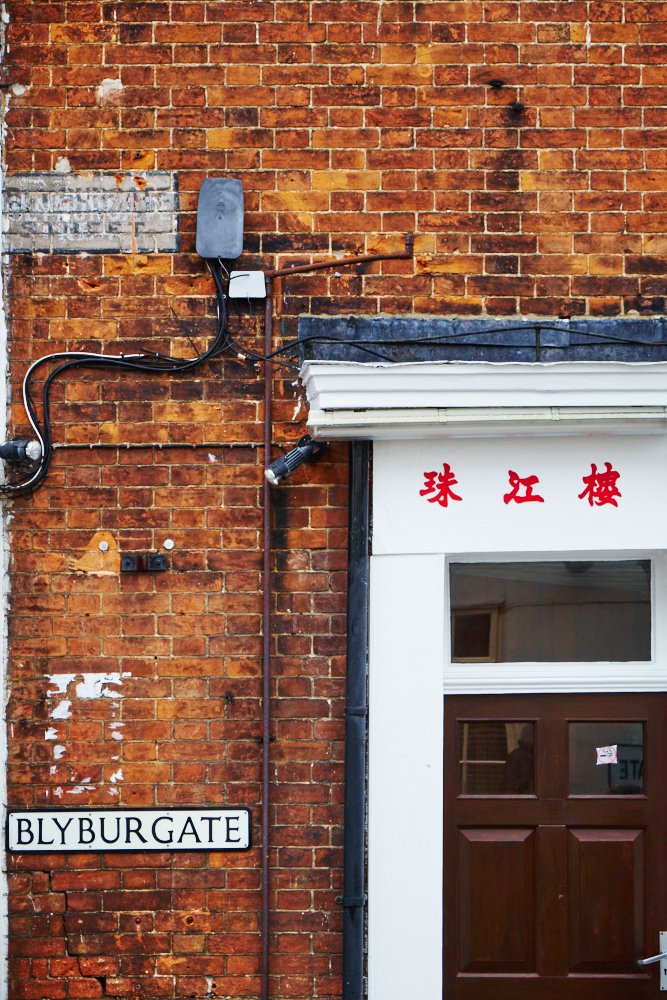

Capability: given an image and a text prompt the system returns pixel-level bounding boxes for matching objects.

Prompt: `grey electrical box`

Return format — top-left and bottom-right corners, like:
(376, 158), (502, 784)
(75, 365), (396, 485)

(196, 178), (244, 260)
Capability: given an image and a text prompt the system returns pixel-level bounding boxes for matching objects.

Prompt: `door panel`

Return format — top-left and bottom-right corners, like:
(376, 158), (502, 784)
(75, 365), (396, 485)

(444, 694), (667, 999)
(567, 828), (644, 973)
(459, 828), (536, 972)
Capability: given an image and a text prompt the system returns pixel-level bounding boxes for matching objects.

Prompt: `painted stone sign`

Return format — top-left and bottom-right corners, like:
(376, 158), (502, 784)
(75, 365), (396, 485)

(5, 172), (179, 253)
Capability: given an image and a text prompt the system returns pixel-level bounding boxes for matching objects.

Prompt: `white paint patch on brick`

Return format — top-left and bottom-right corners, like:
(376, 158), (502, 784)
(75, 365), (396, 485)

(97, 78), (123, 103)
(46, 671), (130, 720)
(75, 672), (129, 700)
(46, 674), (75, 696)
(43, 677), (132, 798)
(5, 172), (179, 253)
(47, 671), (129, 699)
(46, 673), (75, 720)
(50, 700), (72, 720)
(54, 157), (70, 174)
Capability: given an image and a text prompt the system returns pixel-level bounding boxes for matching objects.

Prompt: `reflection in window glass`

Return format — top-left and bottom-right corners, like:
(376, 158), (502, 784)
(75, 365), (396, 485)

(451, 610), (496, 662)
(458, 721), (535, 795)
(569, 722), (644, 796)
(450, 560), (651, 662)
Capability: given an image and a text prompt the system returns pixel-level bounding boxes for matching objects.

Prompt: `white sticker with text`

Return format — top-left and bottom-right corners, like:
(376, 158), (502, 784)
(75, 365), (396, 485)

(596, 744), (618, 765)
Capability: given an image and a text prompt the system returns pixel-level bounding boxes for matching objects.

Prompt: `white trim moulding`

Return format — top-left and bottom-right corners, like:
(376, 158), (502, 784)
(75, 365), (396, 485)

(301, 360), (667, 439)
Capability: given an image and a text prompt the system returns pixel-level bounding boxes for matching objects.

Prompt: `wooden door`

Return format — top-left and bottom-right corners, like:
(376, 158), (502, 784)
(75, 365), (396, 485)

(444, 694), (667, 999)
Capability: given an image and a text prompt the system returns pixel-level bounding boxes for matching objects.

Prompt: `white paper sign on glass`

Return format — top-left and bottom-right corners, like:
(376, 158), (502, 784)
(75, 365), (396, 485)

(596, 745), (618, 765)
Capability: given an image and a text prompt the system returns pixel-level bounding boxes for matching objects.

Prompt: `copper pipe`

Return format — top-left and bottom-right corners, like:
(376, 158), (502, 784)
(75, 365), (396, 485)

(258, 234), (413, 1000)
(267, 233), (414, 279)
(261, 277), (273, 1000)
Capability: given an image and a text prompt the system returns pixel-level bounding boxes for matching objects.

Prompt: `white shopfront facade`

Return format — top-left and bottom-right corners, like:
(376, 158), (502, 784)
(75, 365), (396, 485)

(303, 360), (667, 1000)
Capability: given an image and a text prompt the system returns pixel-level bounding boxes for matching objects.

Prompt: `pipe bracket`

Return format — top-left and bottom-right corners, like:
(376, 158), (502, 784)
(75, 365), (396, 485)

(336, 895), (368, 909)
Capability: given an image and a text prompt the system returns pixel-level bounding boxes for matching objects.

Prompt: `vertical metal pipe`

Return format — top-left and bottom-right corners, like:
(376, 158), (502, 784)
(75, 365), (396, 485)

(261, 278), (273, 1000)
(341, 441), (371, 1000)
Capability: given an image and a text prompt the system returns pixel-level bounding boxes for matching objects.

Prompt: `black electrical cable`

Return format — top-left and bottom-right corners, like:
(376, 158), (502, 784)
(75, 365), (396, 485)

(6, 250), (665, 498)
(256, 323), (667, 361)
(222, 299), (302, 374)
(2, 260), (232, 496)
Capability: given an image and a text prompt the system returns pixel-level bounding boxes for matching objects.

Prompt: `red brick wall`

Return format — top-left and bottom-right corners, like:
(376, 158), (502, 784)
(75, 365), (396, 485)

(7, 237), (350, 1000)
(5, 1), (667, 997)
(7, 247), (349, 999)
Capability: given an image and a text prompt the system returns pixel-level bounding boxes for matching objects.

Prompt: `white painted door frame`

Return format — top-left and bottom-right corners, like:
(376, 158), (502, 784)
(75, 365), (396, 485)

(300, 359), (667, 1000)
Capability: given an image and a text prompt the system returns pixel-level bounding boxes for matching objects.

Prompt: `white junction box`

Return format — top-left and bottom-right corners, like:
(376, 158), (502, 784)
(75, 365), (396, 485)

(229, 270), (266, 298)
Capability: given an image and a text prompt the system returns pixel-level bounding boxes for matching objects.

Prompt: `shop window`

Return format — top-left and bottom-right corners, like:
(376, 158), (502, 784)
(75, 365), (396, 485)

(450, 560), (651, 663)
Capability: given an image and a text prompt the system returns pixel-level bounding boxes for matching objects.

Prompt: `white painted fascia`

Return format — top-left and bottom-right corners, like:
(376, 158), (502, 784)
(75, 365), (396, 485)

(301, 360), (667, 439)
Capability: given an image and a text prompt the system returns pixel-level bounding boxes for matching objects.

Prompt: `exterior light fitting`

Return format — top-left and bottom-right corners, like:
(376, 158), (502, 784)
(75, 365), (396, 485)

(264, 435), (327, 486)
(0, 438), (42, 464)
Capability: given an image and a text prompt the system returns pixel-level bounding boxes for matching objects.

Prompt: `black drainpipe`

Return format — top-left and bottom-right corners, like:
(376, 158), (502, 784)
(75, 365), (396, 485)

(340, 440), (371, 1000)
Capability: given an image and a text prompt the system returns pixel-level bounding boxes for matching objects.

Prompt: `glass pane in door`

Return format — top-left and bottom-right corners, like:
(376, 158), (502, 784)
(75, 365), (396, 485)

(458, 721), (535, 795)
(569, 721), (644, 795)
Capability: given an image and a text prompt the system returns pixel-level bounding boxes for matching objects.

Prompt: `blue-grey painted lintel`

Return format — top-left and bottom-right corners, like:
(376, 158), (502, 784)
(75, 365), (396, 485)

(298, 316), (667, 365)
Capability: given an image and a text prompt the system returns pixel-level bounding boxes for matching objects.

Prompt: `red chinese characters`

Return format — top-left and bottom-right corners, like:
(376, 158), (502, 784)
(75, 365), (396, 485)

(503, 470), (544, 505)
(420, 463), (462, 507)
(578, 461), (621, 507)
(419, 459), (623, 508)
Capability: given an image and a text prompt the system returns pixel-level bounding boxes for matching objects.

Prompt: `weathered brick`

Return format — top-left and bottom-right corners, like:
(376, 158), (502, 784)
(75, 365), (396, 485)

(8, 0), (667, 996)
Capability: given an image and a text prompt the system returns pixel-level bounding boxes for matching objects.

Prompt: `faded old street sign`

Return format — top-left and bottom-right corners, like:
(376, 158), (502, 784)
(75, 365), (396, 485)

(5, 172), (179, 253)
(7, 808), (251, 852)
